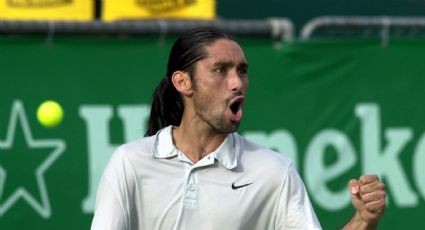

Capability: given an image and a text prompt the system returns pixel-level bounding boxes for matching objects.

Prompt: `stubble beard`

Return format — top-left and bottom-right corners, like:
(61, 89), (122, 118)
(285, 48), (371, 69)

(193, 93), (240, 134)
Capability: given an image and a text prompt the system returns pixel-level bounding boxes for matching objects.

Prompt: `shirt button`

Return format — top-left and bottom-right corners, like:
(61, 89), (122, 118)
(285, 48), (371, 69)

(188, 183), (196, 191)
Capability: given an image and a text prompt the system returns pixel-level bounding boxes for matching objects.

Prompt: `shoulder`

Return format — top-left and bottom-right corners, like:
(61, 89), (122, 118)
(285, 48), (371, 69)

(117, 135), (156, 158)
(235, 133), (296, 187)
(103, 135), (156, 178)
(238, 134), (294, 171)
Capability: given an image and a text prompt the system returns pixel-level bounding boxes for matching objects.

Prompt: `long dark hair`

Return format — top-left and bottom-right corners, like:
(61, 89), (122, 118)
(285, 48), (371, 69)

(145, 27), (237, 136)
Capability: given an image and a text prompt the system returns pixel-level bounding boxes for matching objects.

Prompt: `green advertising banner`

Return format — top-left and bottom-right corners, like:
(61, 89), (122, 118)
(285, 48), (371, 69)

(0, 36), (424, 229)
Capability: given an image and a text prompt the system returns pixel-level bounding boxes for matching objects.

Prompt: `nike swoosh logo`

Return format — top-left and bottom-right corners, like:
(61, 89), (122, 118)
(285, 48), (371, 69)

(231, 182), (253, 190)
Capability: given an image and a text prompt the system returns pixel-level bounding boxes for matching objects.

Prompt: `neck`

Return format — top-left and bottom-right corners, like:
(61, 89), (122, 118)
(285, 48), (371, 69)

(172, 116), (228, 163)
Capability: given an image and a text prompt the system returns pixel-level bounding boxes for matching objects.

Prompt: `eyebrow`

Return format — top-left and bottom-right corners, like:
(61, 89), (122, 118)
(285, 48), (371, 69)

(213, 61), (249, 69)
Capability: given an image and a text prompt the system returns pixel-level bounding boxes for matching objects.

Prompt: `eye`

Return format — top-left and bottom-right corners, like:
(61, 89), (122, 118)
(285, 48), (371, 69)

(215, 67), (223, 73)
(238, 66), (248, 76)
(214, 66), (227, 75)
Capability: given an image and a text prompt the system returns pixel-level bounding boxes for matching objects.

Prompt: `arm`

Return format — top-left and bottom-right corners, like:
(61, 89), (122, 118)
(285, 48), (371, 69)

(342, 175), (386, 230)
(91, 147), (133, 230)
(91, 176), (128, 230)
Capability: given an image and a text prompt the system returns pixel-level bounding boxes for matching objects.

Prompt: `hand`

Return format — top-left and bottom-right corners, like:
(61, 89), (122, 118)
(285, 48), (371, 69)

(349, 174), (386, 225)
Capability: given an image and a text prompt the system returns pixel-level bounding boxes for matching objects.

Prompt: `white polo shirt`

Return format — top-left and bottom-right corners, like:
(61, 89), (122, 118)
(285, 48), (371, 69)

(91, 126), (321, 230)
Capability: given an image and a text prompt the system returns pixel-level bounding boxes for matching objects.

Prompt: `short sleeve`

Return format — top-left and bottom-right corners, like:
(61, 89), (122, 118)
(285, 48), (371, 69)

(91, 176), (127, 230)
(274, 164), (322, 230)
(91, 146), (135, 230)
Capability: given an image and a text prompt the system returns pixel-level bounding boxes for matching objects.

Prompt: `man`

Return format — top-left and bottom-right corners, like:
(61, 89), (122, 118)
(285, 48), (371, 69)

(91, 28), (386, 229)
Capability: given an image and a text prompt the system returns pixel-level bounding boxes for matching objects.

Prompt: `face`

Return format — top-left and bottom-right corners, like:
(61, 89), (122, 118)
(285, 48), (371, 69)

(191, 39), (249, 133)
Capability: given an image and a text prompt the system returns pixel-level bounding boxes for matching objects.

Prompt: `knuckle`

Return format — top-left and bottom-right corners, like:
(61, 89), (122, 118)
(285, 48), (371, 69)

(361, 193), (369, 202)
(369, 199), (386, 211)
(359, 175), (368, 182)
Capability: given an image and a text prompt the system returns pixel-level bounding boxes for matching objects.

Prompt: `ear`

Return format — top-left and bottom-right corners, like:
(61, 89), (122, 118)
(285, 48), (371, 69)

(171, 71), (193, 96)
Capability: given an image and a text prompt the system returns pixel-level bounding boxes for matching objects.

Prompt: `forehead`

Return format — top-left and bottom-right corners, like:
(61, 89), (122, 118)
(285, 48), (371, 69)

(203, 39), (247, 64)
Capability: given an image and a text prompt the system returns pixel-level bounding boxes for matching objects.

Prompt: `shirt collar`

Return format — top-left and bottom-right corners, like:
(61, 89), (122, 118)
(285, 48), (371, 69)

(213, 133), (239, 169)
(152, 126), (177, 158)
(152, 125), (239, 169)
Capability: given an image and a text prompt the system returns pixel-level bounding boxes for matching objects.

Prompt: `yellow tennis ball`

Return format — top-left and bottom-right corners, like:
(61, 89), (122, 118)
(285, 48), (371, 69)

(37, 100), (64, 128)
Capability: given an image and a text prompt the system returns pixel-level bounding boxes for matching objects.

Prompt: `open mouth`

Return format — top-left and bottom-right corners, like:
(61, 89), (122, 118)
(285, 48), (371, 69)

(230, 100), (241, 115)
(228, 96), (245, 121)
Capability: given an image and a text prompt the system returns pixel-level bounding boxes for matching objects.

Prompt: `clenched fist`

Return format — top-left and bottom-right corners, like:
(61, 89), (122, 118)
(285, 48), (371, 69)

(343, 174), (386, 229)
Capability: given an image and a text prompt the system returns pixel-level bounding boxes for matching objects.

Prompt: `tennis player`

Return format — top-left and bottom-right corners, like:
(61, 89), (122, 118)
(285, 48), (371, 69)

(91, 28), (386, 229)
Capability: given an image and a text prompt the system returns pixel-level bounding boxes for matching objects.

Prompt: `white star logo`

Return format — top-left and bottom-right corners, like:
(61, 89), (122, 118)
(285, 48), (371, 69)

(0, 100), (66, 218)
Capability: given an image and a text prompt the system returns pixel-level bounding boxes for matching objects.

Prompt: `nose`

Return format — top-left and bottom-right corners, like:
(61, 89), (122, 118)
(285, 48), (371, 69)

(229, 70), (246, 92)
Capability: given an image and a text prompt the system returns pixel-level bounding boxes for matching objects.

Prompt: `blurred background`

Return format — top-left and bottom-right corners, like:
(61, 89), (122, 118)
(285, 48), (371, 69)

(1, 0), (425, 229)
